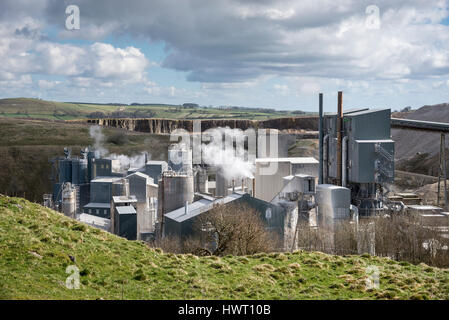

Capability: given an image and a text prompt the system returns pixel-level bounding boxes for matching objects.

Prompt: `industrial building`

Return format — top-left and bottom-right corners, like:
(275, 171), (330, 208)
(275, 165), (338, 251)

(163, 192), (292, 249)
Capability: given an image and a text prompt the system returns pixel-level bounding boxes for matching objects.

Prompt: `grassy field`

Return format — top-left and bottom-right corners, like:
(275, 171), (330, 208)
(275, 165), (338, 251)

(0, 98), (307, 121)
(0, 195), (448, 300)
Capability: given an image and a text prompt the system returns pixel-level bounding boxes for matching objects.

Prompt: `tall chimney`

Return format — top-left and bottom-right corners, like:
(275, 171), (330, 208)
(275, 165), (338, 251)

(337, 91), (343, 186)
(318, 93), (324, 185)
(252, 178), (256, 197)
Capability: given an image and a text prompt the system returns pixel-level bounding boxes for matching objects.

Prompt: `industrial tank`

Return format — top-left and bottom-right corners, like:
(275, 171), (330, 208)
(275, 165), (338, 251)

(62, 182), (77, 218)
(168, 144), (192, 173)
(158, 171), (194, 217)
(316, 184), (351, 232)
(316, 184), (351, 253)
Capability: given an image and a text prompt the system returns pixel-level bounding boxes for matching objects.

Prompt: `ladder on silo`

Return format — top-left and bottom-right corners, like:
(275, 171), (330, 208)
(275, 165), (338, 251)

(75, 185), (80, 214)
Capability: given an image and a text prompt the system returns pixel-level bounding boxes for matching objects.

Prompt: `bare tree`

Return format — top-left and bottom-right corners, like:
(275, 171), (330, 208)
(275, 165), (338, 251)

(188, 203), (278, 256)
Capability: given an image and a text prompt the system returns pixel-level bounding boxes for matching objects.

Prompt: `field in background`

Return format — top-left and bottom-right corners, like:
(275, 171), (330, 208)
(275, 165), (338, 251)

(0, 98), (310, 121)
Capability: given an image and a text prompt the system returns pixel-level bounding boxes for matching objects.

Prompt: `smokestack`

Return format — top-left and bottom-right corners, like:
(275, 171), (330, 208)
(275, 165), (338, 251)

(318, 93), (324, 185)
(241, 179), (244, 193)
(232, 179), (235, 192)
(337, 91), (343, 186)
(252, 178), (256, 197)
(185, 201), (189, 215)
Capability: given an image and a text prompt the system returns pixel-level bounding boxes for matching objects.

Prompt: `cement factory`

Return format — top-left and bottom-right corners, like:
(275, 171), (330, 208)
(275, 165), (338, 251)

(43, 92), (449, 255)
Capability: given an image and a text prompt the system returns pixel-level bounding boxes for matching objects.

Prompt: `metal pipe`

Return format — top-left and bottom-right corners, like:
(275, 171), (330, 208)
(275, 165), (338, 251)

(337, 91), (343, 186)
(319, 93), (324, 185)
(323, 134), (329, 184)
(342, 136), (348, 187)
(252, 178), (256, 197)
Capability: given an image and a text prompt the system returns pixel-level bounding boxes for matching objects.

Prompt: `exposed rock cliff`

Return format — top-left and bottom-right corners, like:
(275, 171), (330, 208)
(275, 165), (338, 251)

(87, 117), (318, 134)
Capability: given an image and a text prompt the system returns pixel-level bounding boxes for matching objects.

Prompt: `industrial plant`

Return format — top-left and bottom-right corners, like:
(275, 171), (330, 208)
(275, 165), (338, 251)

(44, 92), (449, 256)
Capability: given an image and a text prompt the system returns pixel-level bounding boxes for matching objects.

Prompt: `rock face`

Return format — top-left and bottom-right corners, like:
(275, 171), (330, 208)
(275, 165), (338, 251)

(87, 117), (318, 134)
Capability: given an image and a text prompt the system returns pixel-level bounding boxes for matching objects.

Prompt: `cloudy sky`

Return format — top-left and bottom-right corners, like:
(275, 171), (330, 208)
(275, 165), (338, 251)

(1, 0), (449, 111)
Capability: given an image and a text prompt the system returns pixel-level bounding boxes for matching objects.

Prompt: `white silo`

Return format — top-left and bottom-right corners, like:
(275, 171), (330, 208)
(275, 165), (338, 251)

(62, 182), (77, 219)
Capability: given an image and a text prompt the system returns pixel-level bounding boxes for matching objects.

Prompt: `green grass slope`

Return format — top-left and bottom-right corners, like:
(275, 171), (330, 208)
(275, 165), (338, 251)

(1, 196), (448, 300)
(0, 98), (305, 120)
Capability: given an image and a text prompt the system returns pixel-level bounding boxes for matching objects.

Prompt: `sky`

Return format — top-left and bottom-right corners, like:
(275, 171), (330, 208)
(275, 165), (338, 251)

(1, 0), (449, 112)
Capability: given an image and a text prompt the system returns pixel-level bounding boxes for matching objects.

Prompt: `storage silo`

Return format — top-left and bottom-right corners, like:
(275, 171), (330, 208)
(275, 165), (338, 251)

(62, 182), (77, 218)
(158, 171), (194, 219)
(58, 159), (72, 183)
(316, 184), (351, 253)
(196, 168), (209, 194)
(168, 144), (192, 173)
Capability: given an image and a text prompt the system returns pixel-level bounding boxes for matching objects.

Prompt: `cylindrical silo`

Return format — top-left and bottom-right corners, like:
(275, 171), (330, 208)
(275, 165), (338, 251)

(58, 159), (72, 183)
(196, 169), (209, 194)
(316, 184), (351, 253)
(168, 144), (192, 174)
(158, 171), (194, 216)
(62, 182), (77, 218)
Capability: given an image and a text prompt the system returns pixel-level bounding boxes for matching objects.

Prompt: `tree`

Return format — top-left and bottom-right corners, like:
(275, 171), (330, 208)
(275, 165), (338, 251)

(189, 203), (277, 256)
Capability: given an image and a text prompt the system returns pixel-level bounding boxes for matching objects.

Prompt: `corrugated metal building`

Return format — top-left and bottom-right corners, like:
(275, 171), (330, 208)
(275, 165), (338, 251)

(164, 193), (287, 247)
(254, 157), (319, 202)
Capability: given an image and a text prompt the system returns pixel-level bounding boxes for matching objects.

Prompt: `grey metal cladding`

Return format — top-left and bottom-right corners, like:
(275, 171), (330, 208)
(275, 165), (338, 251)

(350, 139), (394, 183)
(345, 109), (391, 140)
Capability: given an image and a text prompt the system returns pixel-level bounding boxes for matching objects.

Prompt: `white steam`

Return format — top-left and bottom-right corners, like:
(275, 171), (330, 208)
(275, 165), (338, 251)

(89, 125), (108, 157)
(201, 127), (255, 180)
(89, 125), (149, 172)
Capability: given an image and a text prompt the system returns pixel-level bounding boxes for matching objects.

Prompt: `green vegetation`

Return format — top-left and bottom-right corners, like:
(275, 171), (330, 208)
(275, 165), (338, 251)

(0, 98), (309, 121)
(1, 195), (448, 300)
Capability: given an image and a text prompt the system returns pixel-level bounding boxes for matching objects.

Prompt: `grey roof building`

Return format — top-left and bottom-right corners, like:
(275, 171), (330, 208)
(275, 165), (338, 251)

(163, 192), (288, 248)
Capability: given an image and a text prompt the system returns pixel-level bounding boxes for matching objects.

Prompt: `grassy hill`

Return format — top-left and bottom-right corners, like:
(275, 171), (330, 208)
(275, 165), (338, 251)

(1, 195), (448, 300)
(0, 98), (305, 121)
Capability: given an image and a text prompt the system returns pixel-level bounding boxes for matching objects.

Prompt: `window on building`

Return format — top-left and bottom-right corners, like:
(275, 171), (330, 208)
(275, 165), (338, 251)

(104, 209), (107, 215)
(96, 209), (99, 215)
(88, 209), (92, 214)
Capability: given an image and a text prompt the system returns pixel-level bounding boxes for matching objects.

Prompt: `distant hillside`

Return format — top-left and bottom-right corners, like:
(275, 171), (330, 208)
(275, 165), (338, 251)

(0, 118), (171, 202)
(1, 195), (448, 300)
(392, 103), (449, 161)
(0, 98), (306, 121)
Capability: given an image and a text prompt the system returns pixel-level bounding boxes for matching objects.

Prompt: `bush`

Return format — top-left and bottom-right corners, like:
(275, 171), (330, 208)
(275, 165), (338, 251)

(106, 132), (129, 146)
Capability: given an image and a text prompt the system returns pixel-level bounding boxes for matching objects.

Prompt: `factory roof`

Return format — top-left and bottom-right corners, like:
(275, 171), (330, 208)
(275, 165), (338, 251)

(112, 195), (138, 203)
(91, 176), (122, 183)
(78, 213), (110, 230)
(116, 205), (137, 215)
(126, 171), (155, 185)
(165, 193), (243, 223)
(146, 160), (168, 166)
(84, 202), (111, 209)
(255, 157), (318, 164)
